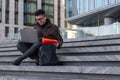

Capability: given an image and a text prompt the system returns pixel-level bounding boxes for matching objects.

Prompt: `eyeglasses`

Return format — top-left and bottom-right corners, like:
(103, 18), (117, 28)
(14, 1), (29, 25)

(35, 16), (45, 21)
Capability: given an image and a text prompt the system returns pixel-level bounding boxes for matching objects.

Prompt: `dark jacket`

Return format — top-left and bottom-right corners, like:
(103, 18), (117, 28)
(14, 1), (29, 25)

(34, 19), (63, 49)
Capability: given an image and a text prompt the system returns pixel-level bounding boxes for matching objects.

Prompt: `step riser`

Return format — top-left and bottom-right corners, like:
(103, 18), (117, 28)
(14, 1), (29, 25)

(0, 35), (120, 48)
(57, 46), (120, 53)
(2, 55), (120, 61)
(1, 46), (120, 54)
(63, 39), (120, 47)
(0, 62), (36, 66)
(0, 76), (92, 80)
(1, 62), (120, 66)
(1, 51), (120, 56)
(1, 35), (120, 80)
(0, 70), (120, 80)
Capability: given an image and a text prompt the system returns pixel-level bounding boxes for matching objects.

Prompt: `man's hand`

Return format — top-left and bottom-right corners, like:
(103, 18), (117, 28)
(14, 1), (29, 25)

(55, 42), (59, 47)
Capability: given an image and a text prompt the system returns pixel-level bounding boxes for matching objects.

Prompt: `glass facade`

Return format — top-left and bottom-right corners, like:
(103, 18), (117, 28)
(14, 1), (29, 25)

(0, 0), (2, 22)
(44, 0), (54, 4)
(66, 0), (120, 18)
(42, 0), (54, 23)
(24, 0), (37, 26)
(64, 0), (120, 39)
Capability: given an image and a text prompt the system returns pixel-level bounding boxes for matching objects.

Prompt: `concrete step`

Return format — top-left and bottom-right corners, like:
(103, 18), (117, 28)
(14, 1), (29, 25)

(0, 65), (120, 80)
(1, 55), (120, 62)
(0, 47), (17, 52)
(0, 40), (17, 45)
(57, 45), (120, 53)
(1, 39), (120, 48)
(1, 50), (120, 56)
(1, 45), (120, 54)
(1, 55), (120, 66)
(0, 76), (102, 80)
(0, 44), (16, 48)
(63, 39), (120, 47)
(0, 51), (21, 56)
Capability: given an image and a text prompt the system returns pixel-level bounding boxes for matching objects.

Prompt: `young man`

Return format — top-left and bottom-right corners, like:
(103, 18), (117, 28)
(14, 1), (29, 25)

(13, 9), (63, 66)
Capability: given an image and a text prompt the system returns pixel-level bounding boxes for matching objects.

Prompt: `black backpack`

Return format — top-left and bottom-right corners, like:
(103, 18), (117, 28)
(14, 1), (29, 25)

(39, 44), (59, 65)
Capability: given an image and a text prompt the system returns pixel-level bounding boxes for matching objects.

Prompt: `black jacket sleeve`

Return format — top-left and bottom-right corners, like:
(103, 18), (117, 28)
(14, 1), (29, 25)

(53, 26), (63, 49)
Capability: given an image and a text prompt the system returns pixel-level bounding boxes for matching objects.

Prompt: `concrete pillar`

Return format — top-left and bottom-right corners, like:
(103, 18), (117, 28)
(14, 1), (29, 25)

(104, 17), (114, 25)
(37, 0), (42, 9)
(60, 0), (65, 29)
(18, 0), (24, 26)
(9, 0), (15, 25)
(9, 0), (15, 36)
(2, 0), (5, 24)
(54, 0), (58, 25)
(1, 0), (5, 38)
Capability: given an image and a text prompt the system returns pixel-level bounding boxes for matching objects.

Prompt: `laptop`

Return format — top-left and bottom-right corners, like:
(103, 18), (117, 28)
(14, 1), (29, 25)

(20, 28), (38, 43)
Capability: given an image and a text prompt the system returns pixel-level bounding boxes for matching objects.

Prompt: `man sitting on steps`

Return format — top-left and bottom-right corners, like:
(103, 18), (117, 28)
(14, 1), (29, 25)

(13, 9), (63, 66)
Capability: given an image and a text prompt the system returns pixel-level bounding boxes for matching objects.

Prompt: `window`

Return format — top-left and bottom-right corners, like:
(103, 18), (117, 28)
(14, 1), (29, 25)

(5, 0), (9, 24)
(42, 0), (54, 22)
(15, 0), (18, 12)
(5, 27), (9, 37)
(45, 5), (54, 16)
(5, 0), (9, 11)
(109, 0), (116, 4)
(14, 27), (18, 33)
(80, 0), (84, 14)
(116, 0), (120, 3)
(95, 0), (104, 9)
(0, 0), (2, 22)
(84, 0), (89, 12)
(44, 0), (54, 4)
(5, 12), (9, 24)
(24, 15), (35, 24)
(0, 12), (1, 22)
(24, 0), (37, 26)
(15, 14), (18, 25)
(15, 0), (18, 25)
(24, 3), (37, 13)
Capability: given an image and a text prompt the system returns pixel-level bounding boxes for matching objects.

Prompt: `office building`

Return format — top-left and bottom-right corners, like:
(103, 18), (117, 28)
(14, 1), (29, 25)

(66, 0), (120, 38)
(0, 0), (66, 39)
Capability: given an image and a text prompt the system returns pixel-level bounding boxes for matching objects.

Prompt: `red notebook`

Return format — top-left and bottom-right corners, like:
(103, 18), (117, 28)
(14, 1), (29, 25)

(42, 37), (58, 46)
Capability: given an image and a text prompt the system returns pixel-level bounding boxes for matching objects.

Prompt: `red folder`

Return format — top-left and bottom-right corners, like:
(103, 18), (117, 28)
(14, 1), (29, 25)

(42, 37), (58, 46)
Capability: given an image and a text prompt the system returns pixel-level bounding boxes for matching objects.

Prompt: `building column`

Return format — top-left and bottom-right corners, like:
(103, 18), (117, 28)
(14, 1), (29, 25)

(9, 0), (15, 25)
(60, 0), (65, 29)
(104, 17), (114, 25)
(18, 0), (24, 26)
(2, 0), (5, 24)
(37, 0), (42, 9)
(54, 0), (58, 25)
(1, 0), (6, 38)
(9, 0), (15, 36)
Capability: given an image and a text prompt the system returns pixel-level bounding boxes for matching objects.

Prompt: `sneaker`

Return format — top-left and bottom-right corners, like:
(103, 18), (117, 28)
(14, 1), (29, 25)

(12, 57), (22, 66)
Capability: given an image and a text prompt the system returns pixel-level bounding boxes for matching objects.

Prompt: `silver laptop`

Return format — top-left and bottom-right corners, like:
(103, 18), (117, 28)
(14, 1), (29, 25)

(20, 28), (38, 43)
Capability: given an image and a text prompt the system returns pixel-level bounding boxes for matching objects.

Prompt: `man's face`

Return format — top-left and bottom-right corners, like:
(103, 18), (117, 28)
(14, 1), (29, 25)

(35, 15), (46, 25)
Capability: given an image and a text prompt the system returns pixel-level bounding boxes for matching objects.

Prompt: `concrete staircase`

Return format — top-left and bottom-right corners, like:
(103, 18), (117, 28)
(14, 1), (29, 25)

(1, 35), (120, 80)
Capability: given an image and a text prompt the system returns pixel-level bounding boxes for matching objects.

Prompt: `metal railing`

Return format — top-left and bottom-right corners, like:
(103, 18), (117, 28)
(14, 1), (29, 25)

(60, 22), (120, 39)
